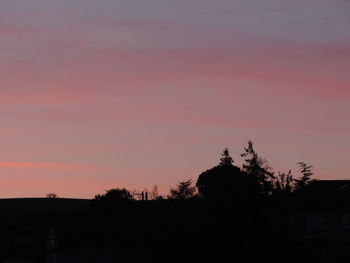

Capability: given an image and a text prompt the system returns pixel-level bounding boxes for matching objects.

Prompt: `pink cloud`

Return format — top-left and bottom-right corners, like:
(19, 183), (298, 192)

(0, 162), (105, 172)
(0, 26), (44, 35)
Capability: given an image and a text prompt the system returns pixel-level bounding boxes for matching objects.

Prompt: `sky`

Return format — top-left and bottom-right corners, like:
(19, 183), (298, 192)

(0, 0), (349, 198)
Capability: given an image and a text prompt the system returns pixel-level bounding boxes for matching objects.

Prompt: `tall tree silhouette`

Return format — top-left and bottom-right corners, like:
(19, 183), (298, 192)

(219, 148), (234, 166)
(241, 140), (274, 195)
(168, 179), (196, 200)
(273, 170), (294, 194)
(149, 185), (160, 200)
(295, 162), (314, 189)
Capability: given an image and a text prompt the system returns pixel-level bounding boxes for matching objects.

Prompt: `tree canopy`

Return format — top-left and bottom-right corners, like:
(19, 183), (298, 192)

(196, 148), (259, 201)
(94, 188), (134, 203)
(241, 140), (275, 195)
(295, 162), (314, 189)
(273, 170), (294, 194)
(168, 179), (196, 200)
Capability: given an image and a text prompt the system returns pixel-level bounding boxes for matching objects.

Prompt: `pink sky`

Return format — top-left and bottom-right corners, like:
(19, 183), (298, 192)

(0, 0), (349, 198)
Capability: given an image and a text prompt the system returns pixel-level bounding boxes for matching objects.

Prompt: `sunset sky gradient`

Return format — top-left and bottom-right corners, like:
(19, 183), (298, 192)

(0, 0), (350, 198)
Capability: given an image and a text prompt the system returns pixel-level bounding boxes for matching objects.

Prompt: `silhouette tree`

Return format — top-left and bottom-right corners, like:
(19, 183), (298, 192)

(196, 148), (259, 201)
(131, 189), (144, 200)
(220, 148), (234, 166)
(295, 162), (314, 189)
(168, 179), (196, 200)
(46, 193), (59, 199)
(94, 188), (134, 202)
(149, 185), (159, 200)
(273, 170), (294, 194)
(241, 140), (274, 195)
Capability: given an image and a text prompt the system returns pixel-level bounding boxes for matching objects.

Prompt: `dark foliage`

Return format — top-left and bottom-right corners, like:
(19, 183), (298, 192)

(295, 161), (314, 189)
(197, 164), (260, 201)
(219, 148), (234, 166)
(168, 179), (197, 200)
(273, 170), (294, 194)
(241, 140), (275, 195)
(196, 149), (260, 201)
(46, 193), (59, 199)
(94, 188), (134, 203)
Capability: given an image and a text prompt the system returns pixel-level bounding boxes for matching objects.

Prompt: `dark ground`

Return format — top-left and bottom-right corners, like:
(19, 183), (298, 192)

(0, 197), (347, 263)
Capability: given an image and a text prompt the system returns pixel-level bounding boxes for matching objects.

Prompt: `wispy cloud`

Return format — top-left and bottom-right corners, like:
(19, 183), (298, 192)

(0, 162), (105, 172)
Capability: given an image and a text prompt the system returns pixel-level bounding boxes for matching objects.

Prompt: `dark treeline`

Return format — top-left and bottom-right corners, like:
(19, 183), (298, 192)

(94, 140), (314, 203)
(1, 141), (349, 263)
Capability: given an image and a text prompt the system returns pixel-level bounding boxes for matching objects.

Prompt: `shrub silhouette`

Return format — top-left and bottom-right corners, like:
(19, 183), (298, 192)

(46, 193), (59, 199)
(94, 188), (134, 203)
